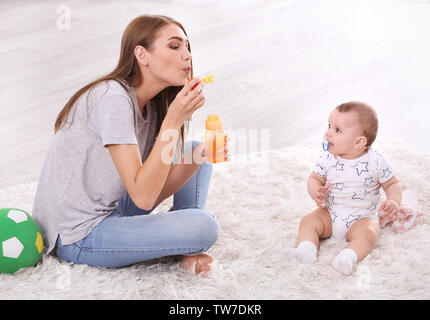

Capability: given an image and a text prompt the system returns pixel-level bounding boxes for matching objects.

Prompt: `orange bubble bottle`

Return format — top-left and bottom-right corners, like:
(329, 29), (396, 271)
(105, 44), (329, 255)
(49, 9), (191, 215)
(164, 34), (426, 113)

(205, 114), (225, 163)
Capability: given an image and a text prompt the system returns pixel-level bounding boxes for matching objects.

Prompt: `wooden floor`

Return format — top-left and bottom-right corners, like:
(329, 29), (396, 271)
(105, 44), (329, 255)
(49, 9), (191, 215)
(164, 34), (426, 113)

(1, 0), (430, 188)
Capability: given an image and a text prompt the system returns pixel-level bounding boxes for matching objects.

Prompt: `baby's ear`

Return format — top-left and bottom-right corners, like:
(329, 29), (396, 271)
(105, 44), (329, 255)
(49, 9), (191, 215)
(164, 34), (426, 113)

(355, 136), (368, 150)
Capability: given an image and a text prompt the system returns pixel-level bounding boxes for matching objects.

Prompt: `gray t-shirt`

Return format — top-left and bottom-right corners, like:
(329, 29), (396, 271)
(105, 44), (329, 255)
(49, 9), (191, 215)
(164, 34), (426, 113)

(32, 80), (158, 254)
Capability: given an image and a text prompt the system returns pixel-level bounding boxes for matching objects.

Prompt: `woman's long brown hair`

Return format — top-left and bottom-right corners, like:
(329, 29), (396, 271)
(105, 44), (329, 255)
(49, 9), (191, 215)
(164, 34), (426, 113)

(54, 14), (192, 157)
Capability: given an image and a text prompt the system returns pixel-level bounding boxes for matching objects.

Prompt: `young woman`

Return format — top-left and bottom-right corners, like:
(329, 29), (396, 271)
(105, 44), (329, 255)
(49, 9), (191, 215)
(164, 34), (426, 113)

(32, 15), (226, 275)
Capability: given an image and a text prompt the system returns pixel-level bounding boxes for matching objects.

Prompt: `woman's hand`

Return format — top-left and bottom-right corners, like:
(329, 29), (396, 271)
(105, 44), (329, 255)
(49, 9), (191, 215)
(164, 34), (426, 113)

(192, 134), (231, 165)
(165, 78), (205, 128)
(221, 134), (231, 161)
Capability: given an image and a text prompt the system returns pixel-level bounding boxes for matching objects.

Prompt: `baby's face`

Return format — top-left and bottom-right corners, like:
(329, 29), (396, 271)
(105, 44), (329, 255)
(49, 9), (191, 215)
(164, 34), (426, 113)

(324, 110), (365, 157)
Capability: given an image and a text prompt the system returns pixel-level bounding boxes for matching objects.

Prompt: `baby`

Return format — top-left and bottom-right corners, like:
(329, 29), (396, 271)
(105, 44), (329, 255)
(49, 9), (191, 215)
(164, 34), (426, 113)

(285, 101), (402, 275)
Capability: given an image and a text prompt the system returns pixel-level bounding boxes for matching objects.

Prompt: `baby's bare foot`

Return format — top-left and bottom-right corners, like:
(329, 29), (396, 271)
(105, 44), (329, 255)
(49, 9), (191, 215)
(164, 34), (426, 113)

(181, 253), (214, 275)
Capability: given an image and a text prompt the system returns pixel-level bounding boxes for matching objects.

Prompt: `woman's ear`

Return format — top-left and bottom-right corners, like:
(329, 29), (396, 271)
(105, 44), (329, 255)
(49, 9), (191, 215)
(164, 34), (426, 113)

(134, 45), (149, 67)
(354, 136), (368, 150)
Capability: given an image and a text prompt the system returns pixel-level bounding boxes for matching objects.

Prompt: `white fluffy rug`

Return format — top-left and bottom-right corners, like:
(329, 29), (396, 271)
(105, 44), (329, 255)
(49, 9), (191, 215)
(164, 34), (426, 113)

(1, 137), (429, 300)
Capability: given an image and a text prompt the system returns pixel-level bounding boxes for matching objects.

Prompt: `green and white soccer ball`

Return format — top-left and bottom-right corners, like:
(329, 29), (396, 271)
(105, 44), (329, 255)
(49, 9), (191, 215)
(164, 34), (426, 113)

(0, 208), (43, 274)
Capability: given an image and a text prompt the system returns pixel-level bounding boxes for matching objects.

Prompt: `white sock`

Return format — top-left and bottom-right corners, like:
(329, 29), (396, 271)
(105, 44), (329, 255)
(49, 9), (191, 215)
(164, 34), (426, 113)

(331, 248), (358, 275)
(283, 241), (317, 264)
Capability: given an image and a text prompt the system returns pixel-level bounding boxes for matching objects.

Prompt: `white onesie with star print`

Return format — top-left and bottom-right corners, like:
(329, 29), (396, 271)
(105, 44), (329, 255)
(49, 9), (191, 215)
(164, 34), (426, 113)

(313, 148), (395, 240)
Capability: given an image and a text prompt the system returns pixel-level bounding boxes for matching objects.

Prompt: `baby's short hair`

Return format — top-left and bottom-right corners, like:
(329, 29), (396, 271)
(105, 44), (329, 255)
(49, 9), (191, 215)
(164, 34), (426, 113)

(336, 101), (378, 147)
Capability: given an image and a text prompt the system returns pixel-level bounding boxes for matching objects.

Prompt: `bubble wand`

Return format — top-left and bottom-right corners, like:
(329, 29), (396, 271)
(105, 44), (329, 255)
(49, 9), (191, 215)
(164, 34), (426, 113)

(182, 75), (215, 152)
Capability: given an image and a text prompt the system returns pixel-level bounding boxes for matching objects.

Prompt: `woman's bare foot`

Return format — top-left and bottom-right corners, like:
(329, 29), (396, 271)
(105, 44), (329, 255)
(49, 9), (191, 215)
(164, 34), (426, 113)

(181, 253), (214, 275)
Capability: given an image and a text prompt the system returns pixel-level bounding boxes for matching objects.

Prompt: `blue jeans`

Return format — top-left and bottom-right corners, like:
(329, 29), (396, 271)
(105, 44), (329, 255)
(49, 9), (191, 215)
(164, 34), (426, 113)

(55, 140), (219, 268)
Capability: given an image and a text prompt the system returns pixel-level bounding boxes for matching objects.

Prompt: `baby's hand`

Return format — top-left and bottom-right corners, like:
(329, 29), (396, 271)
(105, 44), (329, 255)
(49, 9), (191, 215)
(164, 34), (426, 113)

(314, 182), (331, 209)
(380, 199), (400, 221)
